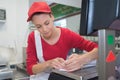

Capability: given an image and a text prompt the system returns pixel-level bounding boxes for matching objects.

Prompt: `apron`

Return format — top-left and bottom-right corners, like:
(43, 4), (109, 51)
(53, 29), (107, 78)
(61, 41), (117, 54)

(30, 30), (50, 80)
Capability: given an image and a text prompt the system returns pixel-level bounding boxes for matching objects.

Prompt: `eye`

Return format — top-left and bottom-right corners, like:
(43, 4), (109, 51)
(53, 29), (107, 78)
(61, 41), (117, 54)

(36, 25), (42, 29)
(45, 21), (49, 25)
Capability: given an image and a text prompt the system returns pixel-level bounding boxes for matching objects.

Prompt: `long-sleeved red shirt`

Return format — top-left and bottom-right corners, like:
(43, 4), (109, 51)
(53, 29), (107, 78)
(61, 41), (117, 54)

(26, 27), (98, 75)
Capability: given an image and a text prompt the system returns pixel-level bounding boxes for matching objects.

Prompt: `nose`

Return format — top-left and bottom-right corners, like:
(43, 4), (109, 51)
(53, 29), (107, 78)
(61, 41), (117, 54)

(42, 26), (47, 32)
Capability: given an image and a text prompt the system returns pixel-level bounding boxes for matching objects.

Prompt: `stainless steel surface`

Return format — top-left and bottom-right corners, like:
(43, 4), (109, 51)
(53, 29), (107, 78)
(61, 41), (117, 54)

(13, 64), (29, 80)
(51, 66), (98, 80)
(0, 63), (30, 80)
(98, 29), (116, 80)
(0, 68), (13, 79)
(13, 70), (29, 80)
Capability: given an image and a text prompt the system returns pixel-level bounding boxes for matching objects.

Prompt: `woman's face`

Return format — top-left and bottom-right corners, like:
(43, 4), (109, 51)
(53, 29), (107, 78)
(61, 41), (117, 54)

(32, 13), (55, 39)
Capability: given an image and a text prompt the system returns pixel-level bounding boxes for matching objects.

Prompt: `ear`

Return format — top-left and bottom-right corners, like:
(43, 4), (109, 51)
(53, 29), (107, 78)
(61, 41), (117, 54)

(51, 14), (55, 21)
(49, 13), (54, 21)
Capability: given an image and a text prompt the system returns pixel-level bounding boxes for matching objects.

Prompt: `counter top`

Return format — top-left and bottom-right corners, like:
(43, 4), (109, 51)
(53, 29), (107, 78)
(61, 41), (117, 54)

(49, 66), (98, 80)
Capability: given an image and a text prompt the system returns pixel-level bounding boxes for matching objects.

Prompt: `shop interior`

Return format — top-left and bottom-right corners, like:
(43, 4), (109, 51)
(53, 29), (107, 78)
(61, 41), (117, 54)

(0, 0), (120, 80)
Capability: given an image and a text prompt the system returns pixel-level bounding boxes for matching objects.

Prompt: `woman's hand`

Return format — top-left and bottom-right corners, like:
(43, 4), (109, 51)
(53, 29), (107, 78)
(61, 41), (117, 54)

(63, 53), (89, 72)
(32, 57), (65, 74)
(63, 48), (98, 72)
(48, 57), (65, 70)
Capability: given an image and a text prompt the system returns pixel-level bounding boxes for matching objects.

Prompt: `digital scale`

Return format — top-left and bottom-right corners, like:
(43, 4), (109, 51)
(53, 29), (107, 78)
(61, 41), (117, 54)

(49, 66), (98, 80)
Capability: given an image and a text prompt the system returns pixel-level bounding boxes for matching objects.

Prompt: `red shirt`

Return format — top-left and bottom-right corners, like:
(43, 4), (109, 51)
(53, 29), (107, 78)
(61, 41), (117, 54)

(26, 27), (98, 75)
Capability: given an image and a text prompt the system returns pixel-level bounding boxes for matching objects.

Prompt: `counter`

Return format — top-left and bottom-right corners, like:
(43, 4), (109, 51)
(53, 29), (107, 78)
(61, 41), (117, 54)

(49, 66), (98, 80)
(0, 64), (29, 80)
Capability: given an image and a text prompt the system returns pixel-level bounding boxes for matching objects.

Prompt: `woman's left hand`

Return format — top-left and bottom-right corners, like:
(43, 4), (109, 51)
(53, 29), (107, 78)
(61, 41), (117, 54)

(63, 53), (88, 72)
(63, 48), (98, 72)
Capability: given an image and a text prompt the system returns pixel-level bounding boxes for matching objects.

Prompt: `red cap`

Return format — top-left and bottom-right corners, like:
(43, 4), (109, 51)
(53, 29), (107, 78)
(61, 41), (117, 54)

(27, 2), (51, 22)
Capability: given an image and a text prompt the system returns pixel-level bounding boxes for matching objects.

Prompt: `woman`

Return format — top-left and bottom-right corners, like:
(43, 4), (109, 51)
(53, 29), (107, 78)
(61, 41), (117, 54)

(26, 1), (98, 80)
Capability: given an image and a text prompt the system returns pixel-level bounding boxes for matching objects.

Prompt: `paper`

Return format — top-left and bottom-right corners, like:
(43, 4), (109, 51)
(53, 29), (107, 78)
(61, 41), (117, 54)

(59, 69), (67, 71)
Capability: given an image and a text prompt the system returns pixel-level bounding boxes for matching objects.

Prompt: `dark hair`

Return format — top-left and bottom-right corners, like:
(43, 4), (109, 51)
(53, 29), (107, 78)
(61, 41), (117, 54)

(31, 12), (52, 20)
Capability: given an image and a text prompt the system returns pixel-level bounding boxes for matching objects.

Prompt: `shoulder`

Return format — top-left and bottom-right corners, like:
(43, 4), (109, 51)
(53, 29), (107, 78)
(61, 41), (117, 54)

(29, 31), (34, 37)
(60, 27), (73, 34)
(28, 31), (35, 41)
(60, 27), (80, 37)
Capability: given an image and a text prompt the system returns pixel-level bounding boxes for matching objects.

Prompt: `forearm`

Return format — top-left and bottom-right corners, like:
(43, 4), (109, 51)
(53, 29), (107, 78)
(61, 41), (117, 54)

(32, 57), (65, 74)
(88, 48), (98, 59)
(82, 48), (98, 64)
(61, 48), (98, 72)
(32, 60), (52, 74)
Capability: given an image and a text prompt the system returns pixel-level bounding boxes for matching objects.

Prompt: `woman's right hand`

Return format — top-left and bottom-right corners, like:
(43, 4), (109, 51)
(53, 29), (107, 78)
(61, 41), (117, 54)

(48, 57), (65, 70)
(32, 58), (65, 74)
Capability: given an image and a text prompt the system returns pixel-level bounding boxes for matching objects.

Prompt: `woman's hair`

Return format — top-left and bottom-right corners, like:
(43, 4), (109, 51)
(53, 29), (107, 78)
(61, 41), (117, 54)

(31, 12), (52, 19)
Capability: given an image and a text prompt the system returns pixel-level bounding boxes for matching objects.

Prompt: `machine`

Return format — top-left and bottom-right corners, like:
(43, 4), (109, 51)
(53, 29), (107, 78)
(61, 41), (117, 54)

(0, 63), (13, 79)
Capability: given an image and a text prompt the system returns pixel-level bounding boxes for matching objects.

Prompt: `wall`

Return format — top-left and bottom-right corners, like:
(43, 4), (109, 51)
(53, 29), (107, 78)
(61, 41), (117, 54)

(0, 0), (17, 47)
(0, 0), (29, 65)
(0, 0), (81, 65)
(15, 0), (29, 64)
(66, 14), (80, 33)
(54, 14), (80, 33)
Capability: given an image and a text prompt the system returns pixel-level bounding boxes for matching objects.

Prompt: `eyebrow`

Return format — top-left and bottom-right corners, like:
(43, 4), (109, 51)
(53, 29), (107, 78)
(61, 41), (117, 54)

(45, 19), (50, 23)
(35, 19), (50, 27)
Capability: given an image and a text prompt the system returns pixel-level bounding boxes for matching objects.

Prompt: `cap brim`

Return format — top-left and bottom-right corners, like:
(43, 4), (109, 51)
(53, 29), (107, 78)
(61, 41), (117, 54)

(27, 11), (51, 22)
